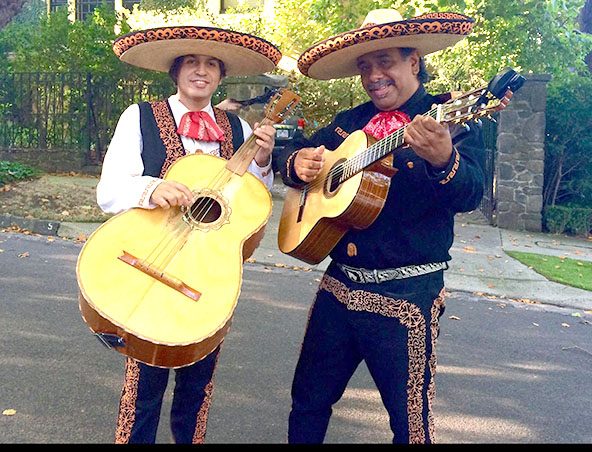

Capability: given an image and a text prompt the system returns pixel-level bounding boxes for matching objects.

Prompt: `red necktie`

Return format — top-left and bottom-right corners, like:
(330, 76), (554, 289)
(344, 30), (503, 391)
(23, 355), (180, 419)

(177, 111), (225, 142)
(362, 111), (411, 140)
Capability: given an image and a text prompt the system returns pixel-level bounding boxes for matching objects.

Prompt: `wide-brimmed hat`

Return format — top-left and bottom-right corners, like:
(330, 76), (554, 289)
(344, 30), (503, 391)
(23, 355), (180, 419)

(113, 23), (282, 77)
(298, 9), (474, 80)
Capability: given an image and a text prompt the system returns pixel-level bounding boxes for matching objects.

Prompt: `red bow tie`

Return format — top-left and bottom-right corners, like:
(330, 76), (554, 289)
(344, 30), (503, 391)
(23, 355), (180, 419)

(177, 111), (225, 142)
(362, 111), (411, 140)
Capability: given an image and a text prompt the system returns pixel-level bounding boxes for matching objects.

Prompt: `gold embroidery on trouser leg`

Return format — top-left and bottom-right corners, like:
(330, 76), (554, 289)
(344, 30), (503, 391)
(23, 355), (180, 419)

(115, 358), (141, 444)
(192, 348), (223, 444)
(318, 275), (428, 443)
(427, 289), (446, 443)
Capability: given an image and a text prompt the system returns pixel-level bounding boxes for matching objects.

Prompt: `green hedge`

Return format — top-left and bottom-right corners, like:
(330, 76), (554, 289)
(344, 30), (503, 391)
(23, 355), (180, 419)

(0, 160), (41, 185)
(544, 205), (592, 236)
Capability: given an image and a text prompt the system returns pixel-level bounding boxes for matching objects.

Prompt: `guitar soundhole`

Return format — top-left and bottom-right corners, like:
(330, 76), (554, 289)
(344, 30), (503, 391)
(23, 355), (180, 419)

(189, 196), (221, 224)
(181, 189), (231, 232)
(324, 158), (346, 197)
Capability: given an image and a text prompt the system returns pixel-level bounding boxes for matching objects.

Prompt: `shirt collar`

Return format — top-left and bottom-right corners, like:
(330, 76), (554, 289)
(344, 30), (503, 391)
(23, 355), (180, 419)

(168, 94), (215, 123)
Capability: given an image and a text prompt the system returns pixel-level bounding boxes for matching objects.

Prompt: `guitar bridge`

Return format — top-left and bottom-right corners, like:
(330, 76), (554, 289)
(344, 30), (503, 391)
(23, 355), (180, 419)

(118, 250), (201, 301)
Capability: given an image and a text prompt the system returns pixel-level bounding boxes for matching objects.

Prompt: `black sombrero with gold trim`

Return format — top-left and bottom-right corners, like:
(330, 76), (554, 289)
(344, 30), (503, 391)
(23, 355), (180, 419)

(297, 9), (474, 80)
(113, 24), (282, 77)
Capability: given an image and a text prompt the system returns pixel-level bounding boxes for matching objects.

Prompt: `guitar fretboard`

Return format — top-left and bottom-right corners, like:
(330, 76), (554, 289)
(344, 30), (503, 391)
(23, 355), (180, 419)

(331, 106), (440, 185)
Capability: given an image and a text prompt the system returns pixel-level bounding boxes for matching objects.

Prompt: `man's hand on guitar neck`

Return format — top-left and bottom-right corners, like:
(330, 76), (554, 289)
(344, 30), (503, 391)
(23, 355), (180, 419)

(294, 146), (326, 183)
(404, 115), (453, 170)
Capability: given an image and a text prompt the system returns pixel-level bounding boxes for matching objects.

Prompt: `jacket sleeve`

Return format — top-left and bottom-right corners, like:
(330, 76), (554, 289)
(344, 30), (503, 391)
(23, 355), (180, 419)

(275, 112), (348, 188)
(423, 121), (486, 213)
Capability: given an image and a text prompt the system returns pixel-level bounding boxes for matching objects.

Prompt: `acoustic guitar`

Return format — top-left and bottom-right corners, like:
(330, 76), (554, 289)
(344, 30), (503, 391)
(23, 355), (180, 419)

(77, 89), (300, 368)
(278, 68), (525, 265)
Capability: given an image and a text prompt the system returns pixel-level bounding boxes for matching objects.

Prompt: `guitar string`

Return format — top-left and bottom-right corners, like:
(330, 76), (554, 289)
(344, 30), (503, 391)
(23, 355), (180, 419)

(306, 93), (486, 192)
(141, 116), (276, 273)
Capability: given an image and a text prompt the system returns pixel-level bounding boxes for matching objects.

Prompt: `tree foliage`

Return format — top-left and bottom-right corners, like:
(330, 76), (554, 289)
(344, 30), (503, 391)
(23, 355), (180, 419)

(1, 0), (591, 211)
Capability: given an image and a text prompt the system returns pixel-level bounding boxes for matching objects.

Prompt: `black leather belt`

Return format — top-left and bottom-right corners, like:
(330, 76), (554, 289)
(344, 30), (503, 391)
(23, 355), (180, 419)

(337, 261), (448, 284)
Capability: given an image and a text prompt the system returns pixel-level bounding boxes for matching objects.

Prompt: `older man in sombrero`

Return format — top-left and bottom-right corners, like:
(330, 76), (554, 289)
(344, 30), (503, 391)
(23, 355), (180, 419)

(96, 23), (280, 443)
(276, 9), (485, 443)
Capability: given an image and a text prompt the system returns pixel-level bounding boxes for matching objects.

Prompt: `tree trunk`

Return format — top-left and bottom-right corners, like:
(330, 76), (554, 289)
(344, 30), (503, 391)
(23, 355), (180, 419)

(0, 0), (28, 28)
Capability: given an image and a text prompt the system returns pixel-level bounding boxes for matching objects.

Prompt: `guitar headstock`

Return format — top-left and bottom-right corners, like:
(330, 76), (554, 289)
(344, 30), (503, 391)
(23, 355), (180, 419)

(440, 68), (525, 126)
(265, 88), (302, 124)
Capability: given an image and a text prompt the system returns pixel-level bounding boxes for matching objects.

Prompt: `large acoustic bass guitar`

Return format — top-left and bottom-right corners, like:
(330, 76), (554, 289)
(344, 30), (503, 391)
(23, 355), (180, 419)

(278, 68), (525, 265)
(77, 89), (300, 368)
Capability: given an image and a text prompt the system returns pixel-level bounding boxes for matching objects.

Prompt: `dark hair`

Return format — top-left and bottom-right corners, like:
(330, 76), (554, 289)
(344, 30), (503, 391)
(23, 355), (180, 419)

(398, 47), (429, 84)
(168, 55), (227, 85)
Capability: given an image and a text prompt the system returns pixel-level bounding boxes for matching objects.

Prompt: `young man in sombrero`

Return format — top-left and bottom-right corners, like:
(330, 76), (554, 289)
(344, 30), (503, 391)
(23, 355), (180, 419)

(276, 9), (489, 443)
(96, 23), (281, 443)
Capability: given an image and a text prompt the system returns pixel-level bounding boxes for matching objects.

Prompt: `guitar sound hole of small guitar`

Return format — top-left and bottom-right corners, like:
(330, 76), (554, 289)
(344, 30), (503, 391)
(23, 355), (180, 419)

(188, 196), (222, 224)
(324, 158), (346, 197)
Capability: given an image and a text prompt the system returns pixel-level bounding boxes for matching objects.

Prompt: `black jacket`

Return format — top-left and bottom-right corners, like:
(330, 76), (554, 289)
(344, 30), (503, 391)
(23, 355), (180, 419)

(276, 85), (485, 269)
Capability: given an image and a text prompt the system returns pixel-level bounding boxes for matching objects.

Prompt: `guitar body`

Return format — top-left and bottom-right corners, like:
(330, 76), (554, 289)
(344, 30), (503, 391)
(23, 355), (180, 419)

(278, 130), (397, 265)
(77, 153), (272, 368)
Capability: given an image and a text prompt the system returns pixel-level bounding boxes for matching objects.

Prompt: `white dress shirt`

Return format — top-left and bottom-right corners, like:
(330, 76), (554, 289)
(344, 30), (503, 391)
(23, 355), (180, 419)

(97, 94), (274, 214)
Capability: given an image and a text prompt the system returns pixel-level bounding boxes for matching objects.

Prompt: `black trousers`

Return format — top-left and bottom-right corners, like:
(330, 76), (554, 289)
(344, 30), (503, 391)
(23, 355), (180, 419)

(114, 346), (221, 444)
(288, 268), (446, 444)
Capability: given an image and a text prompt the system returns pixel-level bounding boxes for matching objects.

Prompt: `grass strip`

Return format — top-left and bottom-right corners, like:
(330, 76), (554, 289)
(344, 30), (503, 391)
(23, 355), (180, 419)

(505, 250), (592, 291)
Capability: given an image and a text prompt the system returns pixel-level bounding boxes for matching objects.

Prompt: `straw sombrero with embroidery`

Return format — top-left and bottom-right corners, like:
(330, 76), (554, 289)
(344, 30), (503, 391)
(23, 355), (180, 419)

(298, 9), (474, 80)
(112, 22), (282, 77)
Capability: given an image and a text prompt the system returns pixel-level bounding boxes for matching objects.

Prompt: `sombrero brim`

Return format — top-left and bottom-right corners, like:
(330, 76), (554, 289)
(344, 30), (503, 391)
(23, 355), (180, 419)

(298, 12), (474, 80)
(113, 26), (282, 77)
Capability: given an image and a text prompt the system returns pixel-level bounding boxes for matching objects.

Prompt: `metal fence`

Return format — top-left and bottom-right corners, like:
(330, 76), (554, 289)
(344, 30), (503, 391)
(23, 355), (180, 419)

(479, 115), (498, 224)
(0, 72), (225, 165)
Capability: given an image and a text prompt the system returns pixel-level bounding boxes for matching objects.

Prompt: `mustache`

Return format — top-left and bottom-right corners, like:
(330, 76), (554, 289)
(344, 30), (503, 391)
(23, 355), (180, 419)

(368, 79), (395, 91)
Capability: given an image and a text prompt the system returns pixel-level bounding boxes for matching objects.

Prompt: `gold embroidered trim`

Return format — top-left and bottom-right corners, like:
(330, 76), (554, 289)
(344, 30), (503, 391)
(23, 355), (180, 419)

(318, 274), (428, 443)
(150, 101), (185, 178)
(427, 289), (446, 443)
(438, 147), (460, 185)
(212, 107), (234, 161)
(286, 150), (299, 180)
(139, 179), (159, 206)
(335, 126), (350, 139)
(298, 13), (474, 77)
(115, 358), (141, 444)
(114, 26), (282, 67)
(192, 348), (223, 443)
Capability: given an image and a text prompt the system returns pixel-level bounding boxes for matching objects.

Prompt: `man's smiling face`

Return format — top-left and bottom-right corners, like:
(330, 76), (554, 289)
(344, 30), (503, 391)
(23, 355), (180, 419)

(357, 48), (420, 112)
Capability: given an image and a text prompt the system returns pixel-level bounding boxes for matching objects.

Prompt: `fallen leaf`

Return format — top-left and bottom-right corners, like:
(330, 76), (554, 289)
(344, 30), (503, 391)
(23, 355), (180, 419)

(449, 315), (461, 320)
(532, 323), (539, 327)
(18, 252), (29, 258)
(2, 409), (16, 416)
(561, 323), (570, 328)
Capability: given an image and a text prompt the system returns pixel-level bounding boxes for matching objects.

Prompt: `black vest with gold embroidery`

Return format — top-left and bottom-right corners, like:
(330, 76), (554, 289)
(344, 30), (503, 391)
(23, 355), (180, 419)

(138, 100), (244, 178)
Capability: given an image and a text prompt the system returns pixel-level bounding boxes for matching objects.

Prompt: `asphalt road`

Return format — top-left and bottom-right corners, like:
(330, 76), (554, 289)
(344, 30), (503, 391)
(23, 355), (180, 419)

(1, 231), (591, 443)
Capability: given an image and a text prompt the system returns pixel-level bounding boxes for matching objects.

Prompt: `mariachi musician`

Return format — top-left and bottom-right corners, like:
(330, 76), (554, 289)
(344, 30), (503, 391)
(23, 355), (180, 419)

(276, 9), (487, 443)
(96, 22), (280, 443)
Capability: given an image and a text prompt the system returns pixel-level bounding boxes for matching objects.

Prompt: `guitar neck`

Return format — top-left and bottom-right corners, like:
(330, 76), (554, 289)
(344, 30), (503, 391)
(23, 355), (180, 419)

(336, 105), (441, 184)
(225, 117), (276, 175)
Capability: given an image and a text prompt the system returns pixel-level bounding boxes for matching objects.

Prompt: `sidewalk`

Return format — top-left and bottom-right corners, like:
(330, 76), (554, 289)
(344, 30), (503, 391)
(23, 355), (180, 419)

(50, 178), (592, 312)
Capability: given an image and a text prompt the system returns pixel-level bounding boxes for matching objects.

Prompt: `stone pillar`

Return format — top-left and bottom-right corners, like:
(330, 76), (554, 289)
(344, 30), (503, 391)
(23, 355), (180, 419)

(495, 74), (551, 232)
(223, 74), (289, 127)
